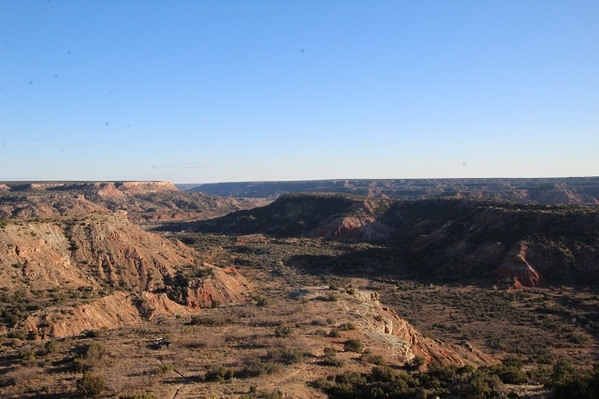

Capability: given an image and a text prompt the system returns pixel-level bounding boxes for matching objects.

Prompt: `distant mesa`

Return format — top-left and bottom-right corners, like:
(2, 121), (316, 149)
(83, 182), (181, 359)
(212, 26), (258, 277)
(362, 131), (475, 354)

(185, 177), (599, 205)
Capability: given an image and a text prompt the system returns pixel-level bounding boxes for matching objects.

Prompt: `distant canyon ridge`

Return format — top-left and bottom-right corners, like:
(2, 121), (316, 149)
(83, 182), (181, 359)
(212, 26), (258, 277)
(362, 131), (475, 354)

(183, 176), (599, 204)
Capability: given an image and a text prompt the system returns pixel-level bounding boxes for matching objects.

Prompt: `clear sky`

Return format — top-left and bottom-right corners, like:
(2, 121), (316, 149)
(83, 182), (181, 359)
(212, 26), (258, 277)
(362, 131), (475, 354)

(1, 1), (598, 183)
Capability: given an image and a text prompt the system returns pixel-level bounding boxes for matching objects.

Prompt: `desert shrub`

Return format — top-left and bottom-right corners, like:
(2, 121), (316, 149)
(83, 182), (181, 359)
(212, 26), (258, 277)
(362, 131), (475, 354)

(547, 358), (578, 387)
(324, 347), (338, 356)
(360, 352), (386, 366)
(338, 322), (356, 331)
(343, 339), (364, 353)
(274, 325), (293, 338)
(327, 371), (368, 397)
(322, 355), (344, 368)
(495, 356), (527, 384)
(157, 363), (174, 374)
(205, 366), (235, 381)
(20, 350), (36, 362)
(76, 371), (105, 397)
(255, 296), (269, 307)
(74, 342), (107, 371)
(82, 328), (106, 338)
(328, 329), (342, 338)
(85, 342), (106, 362)
(552, 365), (599, 399)
(242, 358), (280, 377)
(44, 339), (61, 354)
(326, 293), (339, 302)
(240, 390), (286, 399)
(268, 347), (304, 365)
(119, 394), (155, 399)
(408, 355), (426, 369)
(568, 333), (588, 345)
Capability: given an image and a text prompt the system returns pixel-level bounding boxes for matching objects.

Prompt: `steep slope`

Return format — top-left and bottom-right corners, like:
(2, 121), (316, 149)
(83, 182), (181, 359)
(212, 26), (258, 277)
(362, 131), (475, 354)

(344, 288), (496, 366)
(0, 213), (251, 337)
(386, 199), (599, 286)
(168, 193), (393, 241)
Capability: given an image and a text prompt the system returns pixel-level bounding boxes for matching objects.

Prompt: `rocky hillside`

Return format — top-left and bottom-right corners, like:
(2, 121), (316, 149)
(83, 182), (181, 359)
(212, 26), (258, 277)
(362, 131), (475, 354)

(0, 213), (251, 337)
(0, 181), (260, 222)
(188, 177), (599, 205)
(171, 193), (599, 287)
(166, 193), (394, 241)
(384, 199), (599, 286)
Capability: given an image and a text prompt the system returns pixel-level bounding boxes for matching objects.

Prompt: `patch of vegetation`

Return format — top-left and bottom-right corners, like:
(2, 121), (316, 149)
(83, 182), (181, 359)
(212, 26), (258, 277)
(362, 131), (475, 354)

(274, 325), (293, 338)
(76, 371), (105, 397)
(241, 358), (280, 377)
(205, 365), (235, 381)
(343, 339), (364, 353)
(267, 347), (304, 365)
(74, 341), (107, 371)
(188, 314), (232, 326)
(119, 394), (155, 399)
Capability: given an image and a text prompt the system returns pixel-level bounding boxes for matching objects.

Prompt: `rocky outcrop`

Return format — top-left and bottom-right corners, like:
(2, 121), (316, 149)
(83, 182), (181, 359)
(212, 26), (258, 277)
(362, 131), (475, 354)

(0, 181), (257, 221)
(346, 288), (497, 367)
(189, 193), (392, 241)
(0, 214), (252, 337)
(497, 243), (544, 287)
(387, 199), (599, 286)
(185, 266), (251, 308)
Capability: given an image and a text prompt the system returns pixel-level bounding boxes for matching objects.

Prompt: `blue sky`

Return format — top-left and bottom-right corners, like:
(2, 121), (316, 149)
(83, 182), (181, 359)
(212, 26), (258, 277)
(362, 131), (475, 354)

(1, 1), (598, 183)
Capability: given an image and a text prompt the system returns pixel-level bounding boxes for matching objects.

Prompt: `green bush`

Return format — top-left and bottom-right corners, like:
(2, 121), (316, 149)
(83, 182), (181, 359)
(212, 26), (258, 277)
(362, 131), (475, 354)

(157, 363), (174, 374)
(74, 342), (107, 371)
(44, 339), (61, 354)
(85, 342), (106, 362)
(268, 347), (304, 365)
(242, 358), (280, 377)
(188, 315), (230, 326)
(324, 347), (338, 356)
(343, 339), (364, 353)
(328, 329), (342, 338)
(205, 366), (235, 381)
(322, 355), (344, 368)
(360, 352), (386, 366)
(274, 325), (293, 338)
(255, 296), (269, 307)
(76, 371), (105, 397)
(119, 394), (155, 399)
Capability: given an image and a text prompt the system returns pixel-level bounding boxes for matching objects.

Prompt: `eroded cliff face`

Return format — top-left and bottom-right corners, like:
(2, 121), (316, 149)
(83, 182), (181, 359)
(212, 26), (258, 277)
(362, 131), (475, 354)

(388, 200), (599, 286)
(0, 181), (256, 221)
(295, 287), (497, 367)
(497, 243), (544, 287)
(0, 214), (251, 337)
(351, 289), (497, 367)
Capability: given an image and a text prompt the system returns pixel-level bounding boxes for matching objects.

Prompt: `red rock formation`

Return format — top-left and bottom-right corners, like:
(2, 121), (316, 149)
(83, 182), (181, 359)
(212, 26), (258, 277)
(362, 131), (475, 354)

(497, 243), (544, 287)
(186, 265), (251, 308)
